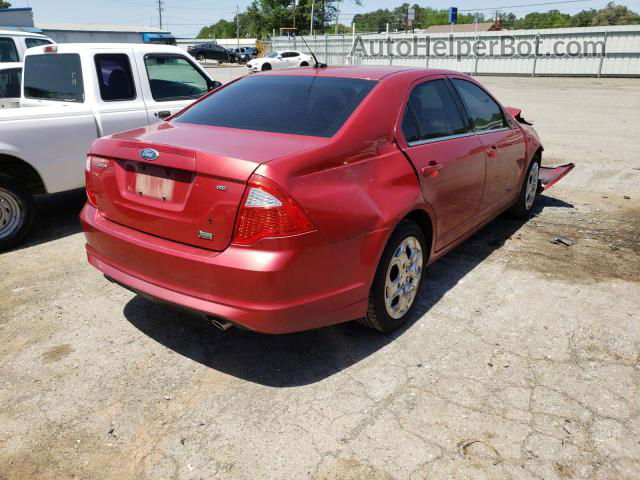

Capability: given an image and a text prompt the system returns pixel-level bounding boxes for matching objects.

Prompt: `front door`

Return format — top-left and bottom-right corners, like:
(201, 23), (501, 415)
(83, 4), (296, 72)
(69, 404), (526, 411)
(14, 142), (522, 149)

(399, 77), (486, 251)
(450, 78), (526, 215)
(139, 53), (211, 124)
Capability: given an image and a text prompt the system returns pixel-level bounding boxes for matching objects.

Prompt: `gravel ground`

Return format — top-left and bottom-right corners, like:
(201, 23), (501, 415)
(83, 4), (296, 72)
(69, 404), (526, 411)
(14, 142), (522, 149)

(1, 75), (639, 480)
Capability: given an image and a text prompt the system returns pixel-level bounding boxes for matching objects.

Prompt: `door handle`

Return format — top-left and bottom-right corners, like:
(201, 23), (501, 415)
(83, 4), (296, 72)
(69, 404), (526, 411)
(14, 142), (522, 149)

(156, 110), (171, 120)
(421, 163), (444, 177)
(486, 145), (498, 157)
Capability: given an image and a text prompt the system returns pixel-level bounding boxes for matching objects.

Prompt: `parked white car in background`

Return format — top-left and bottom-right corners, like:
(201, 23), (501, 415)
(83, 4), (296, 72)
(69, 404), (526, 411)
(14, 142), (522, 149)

(0, 62), (21, 108)
(0, 29), (54, 63)
(246, 50), (313, 72)
(0, 42), (220, 250)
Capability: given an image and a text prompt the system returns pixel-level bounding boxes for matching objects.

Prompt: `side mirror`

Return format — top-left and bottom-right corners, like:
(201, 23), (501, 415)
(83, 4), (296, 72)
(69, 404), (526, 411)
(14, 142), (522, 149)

(209, 80), (222, 91)
(277, 55), (283, 59)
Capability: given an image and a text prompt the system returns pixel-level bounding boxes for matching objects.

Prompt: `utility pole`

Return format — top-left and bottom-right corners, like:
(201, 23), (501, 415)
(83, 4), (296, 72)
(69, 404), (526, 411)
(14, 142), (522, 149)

(236, 4), (240, 48)
(157, 0), (164, 30)
(335, 0), (340, 34)
(292, 0), (297, 32)
(310, 0), (315, 36)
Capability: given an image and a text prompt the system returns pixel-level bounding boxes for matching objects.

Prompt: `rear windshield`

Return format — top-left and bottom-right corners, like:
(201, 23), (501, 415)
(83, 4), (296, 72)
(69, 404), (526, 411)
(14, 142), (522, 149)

(24, 54), (84, 103)
(175, 75), (377, 137)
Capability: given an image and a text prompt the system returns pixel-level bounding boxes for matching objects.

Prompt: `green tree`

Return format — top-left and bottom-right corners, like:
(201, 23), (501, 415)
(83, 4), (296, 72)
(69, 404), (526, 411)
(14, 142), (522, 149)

(0, 1), (12, 7)
(568, 8), (597, 27)
(590, 2), (640, 25)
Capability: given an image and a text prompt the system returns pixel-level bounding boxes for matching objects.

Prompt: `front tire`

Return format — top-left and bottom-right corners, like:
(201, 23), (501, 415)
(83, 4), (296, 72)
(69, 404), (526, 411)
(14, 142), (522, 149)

(261, 63), (272, 71)
(0, 174), (35, 251)
(510, 155), (541, 218)
(197, 54), (205, 62)
(300, 61), (309, 67)
(361, 220), (427, 332)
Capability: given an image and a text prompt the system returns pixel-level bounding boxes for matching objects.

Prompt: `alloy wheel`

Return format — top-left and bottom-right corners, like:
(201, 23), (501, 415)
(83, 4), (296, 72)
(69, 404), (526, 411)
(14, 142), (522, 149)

(384, 236), (423, 319)
(525, 162), (540, 210)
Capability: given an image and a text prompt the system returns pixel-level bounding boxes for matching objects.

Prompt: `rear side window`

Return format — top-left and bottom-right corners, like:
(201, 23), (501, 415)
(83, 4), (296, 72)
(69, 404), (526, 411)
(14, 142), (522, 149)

(145, 55), (209, 102)
(95, 53), (136, 101)
(406, 79), (468, 142)
(451, 79), (506, 132)
(176, 75), (377, 138)
(0, 67), (21, 98)
(25, 38), (52, 48)
(24, 54), (84, 102)
(0, 38), (19, 62)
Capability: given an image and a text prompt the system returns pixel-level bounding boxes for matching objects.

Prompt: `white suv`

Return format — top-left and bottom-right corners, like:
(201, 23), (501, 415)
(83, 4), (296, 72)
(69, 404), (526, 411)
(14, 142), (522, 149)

(0, 30), (54, 63)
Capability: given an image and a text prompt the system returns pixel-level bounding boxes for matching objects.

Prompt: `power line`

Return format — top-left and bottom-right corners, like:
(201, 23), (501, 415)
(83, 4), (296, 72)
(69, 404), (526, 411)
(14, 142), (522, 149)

(458, 0), (594, 12)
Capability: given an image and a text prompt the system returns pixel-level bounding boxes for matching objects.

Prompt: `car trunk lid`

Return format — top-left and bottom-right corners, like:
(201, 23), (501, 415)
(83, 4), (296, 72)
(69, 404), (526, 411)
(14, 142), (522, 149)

(88, 123), (320, 251)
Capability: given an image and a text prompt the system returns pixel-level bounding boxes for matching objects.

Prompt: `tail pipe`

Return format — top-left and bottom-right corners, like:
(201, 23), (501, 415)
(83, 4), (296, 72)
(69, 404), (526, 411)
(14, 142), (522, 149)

(207, 316), (234, 331)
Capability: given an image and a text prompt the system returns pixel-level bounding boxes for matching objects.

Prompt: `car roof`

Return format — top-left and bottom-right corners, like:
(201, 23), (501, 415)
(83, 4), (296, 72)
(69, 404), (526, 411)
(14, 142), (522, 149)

(0, 29), (49, 38)
(255, 65), (466, 81)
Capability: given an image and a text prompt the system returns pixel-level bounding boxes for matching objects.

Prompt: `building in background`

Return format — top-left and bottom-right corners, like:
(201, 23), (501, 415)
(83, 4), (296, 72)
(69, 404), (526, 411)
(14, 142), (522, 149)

(0, 7), (175, 44)
(36, 23), (175, 44)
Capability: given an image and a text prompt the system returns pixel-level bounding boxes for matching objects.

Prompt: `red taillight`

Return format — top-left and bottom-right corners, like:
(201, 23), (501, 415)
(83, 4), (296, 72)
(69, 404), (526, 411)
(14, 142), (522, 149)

(44, 45), (58, 53)
(85, 156), (98, 207)
(232, 175), (315, 245)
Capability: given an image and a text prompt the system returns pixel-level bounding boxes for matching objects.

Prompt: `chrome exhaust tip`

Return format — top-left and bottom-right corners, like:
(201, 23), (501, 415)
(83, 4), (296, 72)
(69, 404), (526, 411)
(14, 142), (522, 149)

(208, 316), (234, 331)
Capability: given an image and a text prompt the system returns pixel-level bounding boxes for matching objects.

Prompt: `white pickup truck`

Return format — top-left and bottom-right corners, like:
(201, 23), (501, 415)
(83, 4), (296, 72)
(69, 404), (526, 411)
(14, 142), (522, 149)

(0, 42), (220, 250)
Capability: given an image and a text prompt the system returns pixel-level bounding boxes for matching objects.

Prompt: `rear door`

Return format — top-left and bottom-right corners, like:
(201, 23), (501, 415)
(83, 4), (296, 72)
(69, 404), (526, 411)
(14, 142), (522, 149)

(398, 76), (486, 251)
(93, 50), (148, 135)
(450, 77), (526, 215)
(139, 52), (211, 123)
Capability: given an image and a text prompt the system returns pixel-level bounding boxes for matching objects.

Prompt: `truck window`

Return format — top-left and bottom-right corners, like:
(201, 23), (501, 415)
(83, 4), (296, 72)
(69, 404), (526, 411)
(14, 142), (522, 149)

(24, 54), (84, 103)
(144, 54), (209, 102)
(95, 53), (136, 101)
(0, 38), (19, 62)
(25, 38), (52, 48)
(0, 67), (21, 99)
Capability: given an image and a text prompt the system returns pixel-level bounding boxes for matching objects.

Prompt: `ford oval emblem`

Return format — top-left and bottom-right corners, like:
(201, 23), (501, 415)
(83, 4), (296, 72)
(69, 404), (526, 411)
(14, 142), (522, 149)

(140, 148), (159, 161)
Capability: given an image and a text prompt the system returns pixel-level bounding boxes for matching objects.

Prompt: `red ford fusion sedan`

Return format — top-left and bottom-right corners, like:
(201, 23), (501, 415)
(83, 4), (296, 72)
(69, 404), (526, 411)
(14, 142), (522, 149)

(81, 66), (573, 334)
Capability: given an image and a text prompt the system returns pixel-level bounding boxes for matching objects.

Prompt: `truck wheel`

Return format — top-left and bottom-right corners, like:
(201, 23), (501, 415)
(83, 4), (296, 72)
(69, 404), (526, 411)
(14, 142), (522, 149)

(360, 220), (426, 332)
(509, 154), (541, 218)
(0, 174), (35, 251)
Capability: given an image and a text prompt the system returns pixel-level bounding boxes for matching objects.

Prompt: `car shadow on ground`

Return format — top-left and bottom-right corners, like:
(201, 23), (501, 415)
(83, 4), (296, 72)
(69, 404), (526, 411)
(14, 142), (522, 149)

(7, 189), (86, 253)
(123, 195), (573, 387)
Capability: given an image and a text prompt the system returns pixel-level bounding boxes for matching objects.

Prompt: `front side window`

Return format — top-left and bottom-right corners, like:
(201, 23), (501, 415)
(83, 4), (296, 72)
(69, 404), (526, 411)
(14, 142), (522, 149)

(24, 54), (84, 102)
(451, 79), (506, 132)
(95, 53), (136, 101)
(25, 38), (52, 48)
(144, 55), (209, 102)
(0, 67), (21, 98)
(0, 38), (19, 62)
(266, 52), (279, 58)
(176, 75), (377, 138)
(406, 79), (468, 142)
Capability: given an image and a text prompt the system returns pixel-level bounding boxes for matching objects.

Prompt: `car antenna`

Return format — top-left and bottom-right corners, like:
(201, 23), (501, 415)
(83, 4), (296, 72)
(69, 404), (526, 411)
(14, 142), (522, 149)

(298, 33), (327, 69)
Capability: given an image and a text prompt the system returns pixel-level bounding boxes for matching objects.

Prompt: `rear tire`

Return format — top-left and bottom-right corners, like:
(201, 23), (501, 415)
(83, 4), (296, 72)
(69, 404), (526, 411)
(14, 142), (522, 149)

(509, 154), (541, 218)
(360, 220), (427, 332)
(261, 63), (272, 71)
(0, 174), (35, 252)
(300, 61), (309, 67)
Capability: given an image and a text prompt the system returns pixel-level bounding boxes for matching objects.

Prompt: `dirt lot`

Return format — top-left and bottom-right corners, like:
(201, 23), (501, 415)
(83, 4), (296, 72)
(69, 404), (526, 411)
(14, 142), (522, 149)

(1, 75), (639, 480)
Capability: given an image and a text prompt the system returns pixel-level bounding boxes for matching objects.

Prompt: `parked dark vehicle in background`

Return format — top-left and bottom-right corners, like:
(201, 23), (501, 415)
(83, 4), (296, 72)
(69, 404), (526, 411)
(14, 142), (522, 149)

(232, 47), (258, 63)
(187, 43), (235, 63)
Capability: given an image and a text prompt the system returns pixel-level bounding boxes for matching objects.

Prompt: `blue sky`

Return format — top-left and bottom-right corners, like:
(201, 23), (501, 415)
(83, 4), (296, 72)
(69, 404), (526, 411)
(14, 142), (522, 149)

(9, 0), (640, 37)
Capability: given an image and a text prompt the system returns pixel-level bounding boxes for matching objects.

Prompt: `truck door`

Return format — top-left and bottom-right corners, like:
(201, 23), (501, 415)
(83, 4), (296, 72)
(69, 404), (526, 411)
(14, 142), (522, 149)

(93, 51), (148, 136)
(139, 52), (211, 124)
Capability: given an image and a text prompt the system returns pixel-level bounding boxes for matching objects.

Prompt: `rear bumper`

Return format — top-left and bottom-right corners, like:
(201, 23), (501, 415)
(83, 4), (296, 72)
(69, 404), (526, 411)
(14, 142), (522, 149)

(81, 204), (385, 333)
